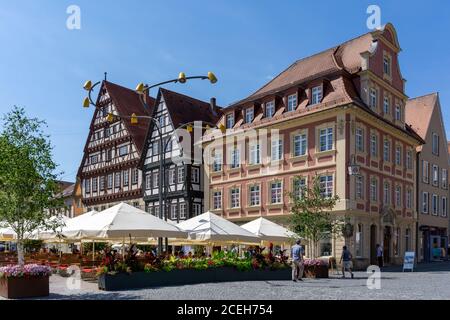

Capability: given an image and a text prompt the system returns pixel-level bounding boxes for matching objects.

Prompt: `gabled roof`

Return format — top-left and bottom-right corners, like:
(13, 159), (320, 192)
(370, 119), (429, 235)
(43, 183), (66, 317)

(77, 81), (155, 179)
(103, 81), (155, 153)
(160, 88), (221, 128)
(405, 92), (438, 141)
(140, 88), (221, 166)
(231, 31), (374, 106)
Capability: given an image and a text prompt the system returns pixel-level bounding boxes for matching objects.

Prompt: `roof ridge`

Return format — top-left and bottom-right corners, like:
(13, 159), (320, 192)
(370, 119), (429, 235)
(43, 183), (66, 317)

(160, 87), (213, 108)
(407, 92), (438, 101)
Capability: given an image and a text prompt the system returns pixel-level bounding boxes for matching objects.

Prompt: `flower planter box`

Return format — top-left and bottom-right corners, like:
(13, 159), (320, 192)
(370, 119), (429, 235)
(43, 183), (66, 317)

(0, 276), (49, 299)
(98, 267), (291, 291)
(304, 265), (329, 278)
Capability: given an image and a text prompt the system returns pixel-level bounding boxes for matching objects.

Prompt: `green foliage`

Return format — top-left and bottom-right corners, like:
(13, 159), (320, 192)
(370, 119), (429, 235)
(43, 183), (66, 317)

(23, 240), (44, 252)
(289, 175), (342, 258)
(0, 107), (64, 265)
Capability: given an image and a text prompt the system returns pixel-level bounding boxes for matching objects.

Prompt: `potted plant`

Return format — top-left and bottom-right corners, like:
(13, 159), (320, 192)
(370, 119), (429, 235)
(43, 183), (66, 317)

(0, 264), (52, 299)
(303, 259), (329, 278)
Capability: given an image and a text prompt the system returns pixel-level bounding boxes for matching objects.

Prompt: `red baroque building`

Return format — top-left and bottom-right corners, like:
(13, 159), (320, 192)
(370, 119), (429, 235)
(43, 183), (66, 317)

(203, 23), (424, 267)
(77, 81), (154, 212)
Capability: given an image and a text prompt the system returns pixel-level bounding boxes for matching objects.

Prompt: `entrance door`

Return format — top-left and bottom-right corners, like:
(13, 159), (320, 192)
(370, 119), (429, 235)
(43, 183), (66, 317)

(430, 236), (441, 261)
(370, 225), (377, 265)
(383, 226), (391, 264)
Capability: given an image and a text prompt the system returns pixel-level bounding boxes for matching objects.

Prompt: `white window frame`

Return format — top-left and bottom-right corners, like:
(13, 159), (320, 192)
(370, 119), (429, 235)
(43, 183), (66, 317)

(369, 88), (377, 110)
(293, 133), (307, 157)
(226, 113), (234, 129)
(383, 182), (390, 205)
(320, 175), (333, 199)
(395, 185), (401, 208)
(406, 150), (412, 170)
(249, 185), (260, 207)
(395, 104), (401, 121)
(406, 188), (412, 209)
(177, 166), (185, 183)
(395, 145), (402, 166)
(319, 127), (333, 152)
(287, 94), (297, 112)
(245, 108), (254, 124)
(432, 133), (439, 155)
(213, 191), (222, 210)
(230, 188), (240, 208)
(432, 165), (439, 186)
(423, 161), (429, 183)
(212, 151), (222, 172)
(271, 139), (283, 161)
(270, 181), (283, 204)
(230, 148), (241, 169)
(179, 203), (187, 219)
(370, 178), (378, 202)
(383, 96), (390, 115)
(370, 134), (378, 157)
(265, 101), (275, 118)
(356, 128), (364, 152)
(422, 192), (429, 214)
(356, 175), (364, 200)
(293, 177), (306, 200)
(442, 169), (448, 189)
(311, 86), (322, 105)
(383, 139), (390, 162)
(249, 143), (261, 165)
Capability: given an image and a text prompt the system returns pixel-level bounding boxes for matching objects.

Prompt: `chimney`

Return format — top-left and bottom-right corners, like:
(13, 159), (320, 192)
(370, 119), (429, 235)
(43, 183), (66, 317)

(143, 84), (150, 107)
(210, 97), (217, 116)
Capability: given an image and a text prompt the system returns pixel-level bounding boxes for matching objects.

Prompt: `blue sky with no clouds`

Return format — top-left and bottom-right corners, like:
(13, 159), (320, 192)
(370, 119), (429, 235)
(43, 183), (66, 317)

(0, 0), (449, 182)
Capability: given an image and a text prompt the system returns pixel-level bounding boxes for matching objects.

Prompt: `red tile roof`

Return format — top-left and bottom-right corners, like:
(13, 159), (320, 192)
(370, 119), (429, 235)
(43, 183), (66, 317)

(160, 88), (221, 128)
(405, 92), (438, 142)
(104, 81), (155, 154)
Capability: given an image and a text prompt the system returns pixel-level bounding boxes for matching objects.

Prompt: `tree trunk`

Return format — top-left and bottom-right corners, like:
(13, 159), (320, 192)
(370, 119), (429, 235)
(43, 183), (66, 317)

(17, 240), (25, 266)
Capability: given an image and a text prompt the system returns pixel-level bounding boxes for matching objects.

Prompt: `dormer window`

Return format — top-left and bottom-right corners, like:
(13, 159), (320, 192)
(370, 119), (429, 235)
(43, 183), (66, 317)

(383, 55), (391, 76)
(265, 101), (275, 118)
(245, 107), (254, 124)
(395, 104), (401, 121)
(287, 94), (297, 112)
(369, 88), (377, 110)
(311, 86), (322, 105)
(226, 113), (235, 129)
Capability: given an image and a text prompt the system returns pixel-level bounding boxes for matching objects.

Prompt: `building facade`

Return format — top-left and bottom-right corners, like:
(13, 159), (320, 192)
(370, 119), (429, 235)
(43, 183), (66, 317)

(405, 93), (449, 262)
(203, 23), (424, 267)
(77, 81), (154, 212)
(142, 88), (220, 222)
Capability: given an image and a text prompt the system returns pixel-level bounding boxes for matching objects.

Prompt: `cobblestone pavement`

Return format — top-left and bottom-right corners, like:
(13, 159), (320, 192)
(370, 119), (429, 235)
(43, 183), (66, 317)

(2, 262), (450, 300)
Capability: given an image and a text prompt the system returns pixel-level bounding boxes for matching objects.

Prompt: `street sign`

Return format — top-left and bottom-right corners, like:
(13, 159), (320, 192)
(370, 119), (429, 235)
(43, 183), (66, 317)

(403, 251), (415, 272)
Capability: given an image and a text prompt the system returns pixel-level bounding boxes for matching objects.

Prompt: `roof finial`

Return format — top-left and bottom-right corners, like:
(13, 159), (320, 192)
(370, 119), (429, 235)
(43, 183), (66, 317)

(104, 72), (108, 81)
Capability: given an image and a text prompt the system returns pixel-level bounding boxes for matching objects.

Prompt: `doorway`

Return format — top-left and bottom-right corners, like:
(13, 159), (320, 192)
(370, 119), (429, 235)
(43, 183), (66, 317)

(383, 226), (391, 264)
(370, 225), (377, 265)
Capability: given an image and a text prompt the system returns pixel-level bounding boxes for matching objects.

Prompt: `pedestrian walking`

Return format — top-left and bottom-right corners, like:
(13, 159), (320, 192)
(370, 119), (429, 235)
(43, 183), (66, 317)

(340, 246), (354, 279)
(376, 244), (383, 268)
(291, 239), (304, 282)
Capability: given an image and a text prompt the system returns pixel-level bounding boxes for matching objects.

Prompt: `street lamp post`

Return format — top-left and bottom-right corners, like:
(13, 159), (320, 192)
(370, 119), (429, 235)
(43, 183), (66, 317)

(81, 72), (218, 255)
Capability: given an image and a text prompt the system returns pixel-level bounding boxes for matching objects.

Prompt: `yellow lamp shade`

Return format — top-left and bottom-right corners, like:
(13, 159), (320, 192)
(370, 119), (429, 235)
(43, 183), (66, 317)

(131, 113), (138, 125)
(83, 97), (90, 108)
(208, 72), (218, 84)
(83, 80), (92, 91)
(135, 83), (145, 93)
(178, 72), (187, 84)
(106, 113), (114, 123)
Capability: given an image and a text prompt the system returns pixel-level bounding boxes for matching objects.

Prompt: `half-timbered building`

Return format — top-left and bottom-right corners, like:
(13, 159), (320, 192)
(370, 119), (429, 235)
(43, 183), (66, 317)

(141, 88), (220, 222)
(77, 81), (154, 212)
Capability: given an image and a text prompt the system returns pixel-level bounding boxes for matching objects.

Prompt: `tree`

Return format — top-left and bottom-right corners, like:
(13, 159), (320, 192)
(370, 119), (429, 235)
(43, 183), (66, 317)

(0, 106), (64, 266)
(289, 175), (343, 258)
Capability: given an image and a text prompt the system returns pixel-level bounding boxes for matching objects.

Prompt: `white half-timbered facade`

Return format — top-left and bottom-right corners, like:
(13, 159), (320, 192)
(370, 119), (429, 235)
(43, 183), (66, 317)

(77, 81), (154, 212)
(141, 88), (220, 222)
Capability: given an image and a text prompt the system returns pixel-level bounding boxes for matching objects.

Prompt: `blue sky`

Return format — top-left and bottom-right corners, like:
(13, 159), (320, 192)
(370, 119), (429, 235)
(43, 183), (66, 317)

(0, 0), (449, 182)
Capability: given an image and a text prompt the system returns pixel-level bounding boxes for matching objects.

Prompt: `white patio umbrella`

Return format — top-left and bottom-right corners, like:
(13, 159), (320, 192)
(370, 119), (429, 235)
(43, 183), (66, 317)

(59, 203), (187, 240)
(240, 217), (297, 243)
(176, 211), (260, 245)
(30, 214), (71, 240)
(0, 226), (16, 241)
